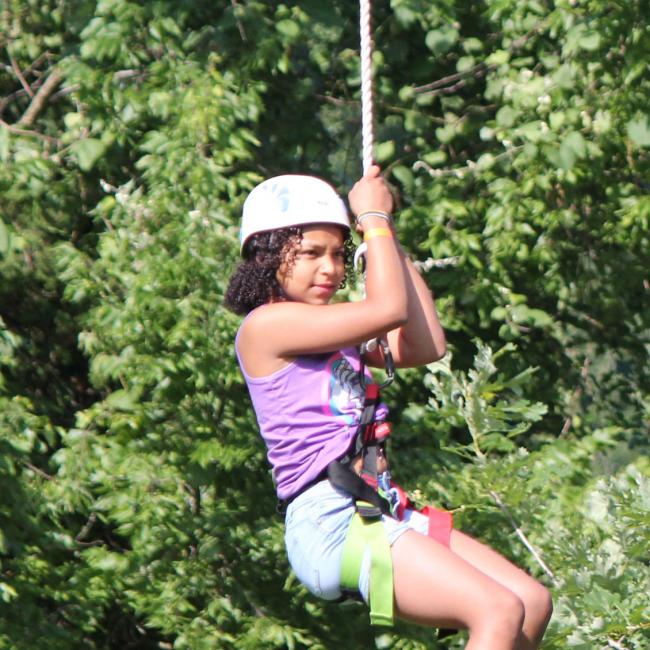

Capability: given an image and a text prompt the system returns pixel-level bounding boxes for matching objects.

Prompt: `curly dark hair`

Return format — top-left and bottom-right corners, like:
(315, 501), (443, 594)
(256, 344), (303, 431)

(225, 226), (354, 315)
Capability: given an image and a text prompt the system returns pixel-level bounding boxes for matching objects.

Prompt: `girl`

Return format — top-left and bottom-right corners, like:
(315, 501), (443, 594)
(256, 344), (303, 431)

(225, 166), (552, 649)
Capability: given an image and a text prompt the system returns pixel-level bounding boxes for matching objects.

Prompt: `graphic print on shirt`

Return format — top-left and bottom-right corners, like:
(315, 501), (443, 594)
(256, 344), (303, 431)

(321, 352), (365, 425)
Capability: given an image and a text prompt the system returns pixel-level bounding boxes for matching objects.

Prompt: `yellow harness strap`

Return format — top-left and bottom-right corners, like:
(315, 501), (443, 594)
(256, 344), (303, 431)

(339, 503), (394, 626)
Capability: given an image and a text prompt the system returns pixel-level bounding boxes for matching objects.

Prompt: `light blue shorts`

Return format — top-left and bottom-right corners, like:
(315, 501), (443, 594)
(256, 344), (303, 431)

(284, 479), (430, 602)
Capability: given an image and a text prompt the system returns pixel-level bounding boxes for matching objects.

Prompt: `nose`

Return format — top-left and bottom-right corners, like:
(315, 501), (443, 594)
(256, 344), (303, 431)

(320, 253), (339, 277)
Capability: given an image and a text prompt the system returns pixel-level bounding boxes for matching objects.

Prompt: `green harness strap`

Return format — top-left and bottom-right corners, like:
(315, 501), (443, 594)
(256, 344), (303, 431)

(339, 504), (394, 626)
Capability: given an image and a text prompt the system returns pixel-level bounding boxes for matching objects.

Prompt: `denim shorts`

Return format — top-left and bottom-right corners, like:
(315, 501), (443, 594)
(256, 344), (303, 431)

(284, 479), (436, 603)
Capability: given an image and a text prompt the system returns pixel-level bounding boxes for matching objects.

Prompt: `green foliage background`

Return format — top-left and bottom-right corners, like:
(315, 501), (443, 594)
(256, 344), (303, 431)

(0, 0), (648, 648)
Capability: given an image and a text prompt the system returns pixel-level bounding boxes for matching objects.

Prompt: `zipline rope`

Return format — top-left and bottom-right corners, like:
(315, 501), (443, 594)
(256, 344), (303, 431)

(359, 0), (375, 175)
(357, 0), (395, 385)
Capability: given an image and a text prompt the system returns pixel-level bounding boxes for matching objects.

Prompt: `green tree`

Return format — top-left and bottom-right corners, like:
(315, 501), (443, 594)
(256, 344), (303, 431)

(0, 1), (648, 648)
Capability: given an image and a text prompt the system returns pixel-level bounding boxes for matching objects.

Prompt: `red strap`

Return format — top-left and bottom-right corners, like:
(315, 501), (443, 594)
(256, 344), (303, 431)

(364, 383), (380, 401)
(389, 480), (453, 545)
(420, 505), (454, 545)
(374, 422), (391, 440)
(363, 421), (392, 444)
(360, 473), (378, 489)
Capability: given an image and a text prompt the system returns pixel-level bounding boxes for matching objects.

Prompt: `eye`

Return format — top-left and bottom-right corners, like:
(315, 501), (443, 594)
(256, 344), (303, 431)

(299, 248), (318, 258)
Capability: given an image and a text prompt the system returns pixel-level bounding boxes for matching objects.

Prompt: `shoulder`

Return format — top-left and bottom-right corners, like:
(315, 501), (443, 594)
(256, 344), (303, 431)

(237, 304), (277, 358)
(240, 300), (328, 340)
(239, 302), (295, 339)
(237, 304), (304, 377)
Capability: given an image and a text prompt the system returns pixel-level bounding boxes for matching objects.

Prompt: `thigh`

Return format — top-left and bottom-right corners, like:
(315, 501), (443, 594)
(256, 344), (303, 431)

(450, 530), (553, 644)
(449, 530), (546, 605)
(391, 529), (519, 629)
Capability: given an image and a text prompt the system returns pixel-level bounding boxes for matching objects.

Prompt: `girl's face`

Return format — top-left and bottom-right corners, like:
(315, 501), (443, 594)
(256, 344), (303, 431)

(276, 224), (346, 305)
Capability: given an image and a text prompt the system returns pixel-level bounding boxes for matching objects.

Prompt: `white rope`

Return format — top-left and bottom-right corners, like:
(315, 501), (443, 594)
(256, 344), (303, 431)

(359, 0), (374, 175)
(358, 1), (386, 359)
(356, 0), (374, 279)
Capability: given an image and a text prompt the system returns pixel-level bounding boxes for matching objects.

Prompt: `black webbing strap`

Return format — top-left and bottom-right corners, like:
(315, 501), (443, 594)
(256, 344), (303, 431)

(276, 468), (328, 516)
(357, 383), (384, 500)
(325, 380), (392, 518)
(327, 460), (390, 517)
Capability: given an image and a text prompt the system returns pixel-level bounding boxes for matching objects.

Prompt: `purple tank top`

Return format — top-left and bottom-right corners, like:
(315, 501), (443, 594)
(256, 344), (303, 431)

(236, 335), (388, 499)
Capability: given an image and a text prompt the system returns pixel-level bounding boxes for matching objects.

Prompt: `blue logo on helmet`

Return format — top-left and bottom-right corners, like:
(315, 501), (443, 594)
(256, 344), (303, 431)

(266, 182), (290, 212)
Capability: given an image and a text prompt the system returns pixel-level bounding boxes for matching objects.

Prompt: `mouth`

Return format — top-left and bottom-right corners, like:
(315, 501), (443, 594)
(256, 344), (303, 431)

(313, 284), (336, 296)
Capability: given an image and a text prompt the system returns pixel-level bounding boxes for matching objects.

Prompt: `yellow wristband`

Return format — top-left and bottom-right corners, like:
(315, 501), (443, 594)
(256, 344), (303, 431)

(363, 227), (393, 242)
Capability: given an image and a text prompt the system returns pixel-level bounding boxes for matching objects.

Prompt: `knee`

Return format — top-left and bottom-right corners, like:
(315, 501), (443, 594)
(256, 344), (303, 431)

(496, 588), (527, 633)
(474, 587), (525, 639)
(526, 581), (553, 627)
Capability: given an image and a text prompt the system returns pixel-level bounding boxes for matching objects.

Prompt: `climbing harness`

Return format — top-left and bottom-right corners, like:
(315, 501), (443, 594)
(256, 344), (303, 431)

(328, 369), (452, 626)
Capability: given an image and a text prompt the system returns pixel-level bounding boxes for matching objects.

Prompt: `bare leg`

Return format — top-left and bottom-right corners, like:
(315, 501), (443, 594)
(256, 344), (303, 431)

(449, 531), (553, 649)
(391, 530), (527, 649)
(391, 529), (552, 649)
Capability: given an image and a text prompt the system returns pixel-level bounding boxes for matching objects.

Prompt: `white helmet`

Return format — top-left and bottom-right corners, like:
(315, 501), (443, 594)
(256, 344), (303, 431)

(239, 174), (350, 252)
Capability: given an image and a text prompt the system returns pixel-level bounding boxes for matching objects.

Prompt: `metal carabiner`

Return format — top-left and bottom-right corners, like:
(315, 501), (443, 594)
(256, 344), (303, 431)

(355, 242), (395, 389)
(378, 337), (395, 388)
(359, 337), (394, 389)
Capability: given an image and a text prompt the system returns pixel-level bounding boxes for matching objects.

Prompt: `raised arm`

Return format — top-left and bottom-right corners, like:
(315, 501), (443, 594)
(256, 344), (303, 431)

(386, 247), (446, 367)
(364, 221), (446, 369)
